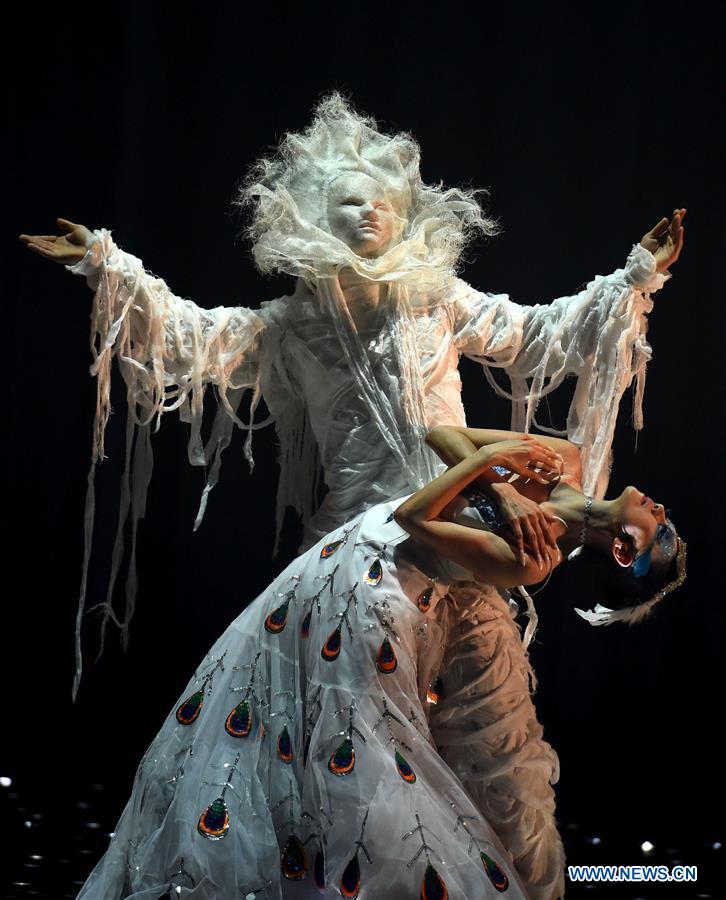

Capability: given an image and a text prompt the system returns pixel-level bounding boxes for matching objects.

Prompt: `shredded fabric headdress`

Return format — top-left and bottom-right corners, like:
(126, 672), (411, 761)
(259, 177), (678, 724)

(234, 90), (501, 290)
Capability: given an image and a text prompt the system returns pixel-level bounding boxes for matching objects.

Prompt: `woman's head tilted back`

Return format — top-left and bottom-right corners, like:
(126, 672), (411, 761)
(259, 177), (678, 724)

(574, 485), (687, 626)
(234, 90), (502, 285)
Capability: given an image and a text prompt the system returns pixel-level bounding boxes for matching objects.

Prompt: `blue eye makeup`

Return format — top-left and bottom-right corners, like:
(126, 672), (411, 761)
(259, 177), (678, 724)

(632, 521), (678, 578)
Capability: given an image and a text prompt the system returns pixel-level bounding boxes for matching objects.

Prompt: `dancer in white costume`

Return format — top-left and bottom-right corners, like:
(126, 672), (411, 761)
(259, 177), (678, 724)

(20, 92), (685, 899)
(71, 433), (685, 899)
(74, 436), (566, 900)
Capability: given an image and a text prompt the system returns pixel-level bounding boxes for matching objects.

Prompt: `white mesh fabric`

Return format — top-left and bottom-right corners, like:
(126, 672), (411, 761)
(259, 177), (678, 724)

(66, 231), (668, 702)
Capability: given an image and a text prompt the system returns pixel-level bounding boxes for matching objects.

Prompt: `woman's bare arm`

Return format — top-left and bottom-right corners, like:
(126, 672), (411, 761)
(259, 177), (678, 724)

(395, 440), (562, 586)
(426, 425), (582, 487)
(424, 426), (577, 566)
(397, 513), (554, 587)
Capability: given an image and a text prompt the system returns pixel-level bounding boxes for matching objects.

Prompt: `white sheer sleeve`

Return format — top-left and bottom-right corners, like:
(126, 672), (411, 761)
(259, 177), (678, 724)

(65, 228), (272, 699)
(446, 243), (671, 499)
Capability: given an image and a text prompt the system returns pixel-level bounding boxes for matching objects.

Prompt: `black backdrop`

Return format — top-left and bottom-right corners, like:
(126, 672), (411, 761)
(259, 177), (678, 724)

(7, 2), (725, 895)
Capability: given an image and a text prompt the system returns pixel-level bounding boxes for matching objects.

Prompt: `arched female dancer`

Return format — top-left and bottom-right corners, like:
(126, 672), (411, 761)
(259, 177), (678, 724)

(74, 432), (685, 899)
(419, 425), (686, 628)
(397, 425), (686, 900)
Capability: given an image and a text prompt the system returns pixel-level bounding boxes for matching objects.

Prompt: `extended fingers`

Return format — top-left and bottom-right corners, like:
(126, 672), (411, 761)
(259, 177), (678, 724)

(530, 516), (549, 566)
(518, 435), (564, 467)
(502, 438), (562, 483)
(670, 230), (684, 261)
(672, 209), (686, 246)
(520, 518), (543, 567)
(524, 452), (561, 479)
(528, 461), (560, 485)
(513, 461), (547, 484)
(544, 520), (559, 559)
(673, 229), (684, 260)
(663, 208), (686, 263)
(510, 520), (527, 567)
(26, 238), (57, 253)
(651, 216), (669, 236)
(537, 510), (558, 553)
(527, 440), (562, 466)
(26, 241), (56, 256)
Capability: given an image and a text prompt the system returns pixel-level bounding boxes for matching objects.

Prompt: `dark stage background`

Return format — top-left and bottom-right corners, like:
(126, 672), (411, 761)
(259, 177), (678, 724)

(6, 4), (725, 897)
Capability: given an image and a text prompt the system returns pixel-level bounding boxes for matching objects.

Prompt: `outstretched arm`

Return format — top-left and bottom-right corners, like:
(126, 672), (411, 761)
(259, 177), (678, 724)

(20, 218), (274, 700)
(21, 220), (270, 525)
(20, 219), (268, 453)
(446, 210), (685, 499)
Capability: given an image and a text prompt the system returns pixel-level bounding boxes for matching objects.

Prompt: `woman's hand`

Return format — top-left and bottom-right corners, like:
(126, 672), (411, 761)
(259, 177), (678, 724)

(639, 208), (686, 272)
(485, 436), (563, 486)
(19, 218), (93, 265)
(489, 482), (561, 568)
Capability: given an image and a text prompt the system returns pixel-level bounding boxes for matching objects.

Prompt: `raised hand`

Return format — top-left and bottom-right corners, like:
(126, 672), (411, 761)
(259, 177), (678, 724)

(639, 208), (686, 272)
(19, 218), (93, 266)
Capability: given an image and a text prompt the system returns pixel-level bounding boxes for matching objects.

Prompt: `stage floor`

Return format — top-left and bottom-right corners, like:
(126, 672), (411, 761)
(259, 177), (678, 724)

(2, 772), (718, 899)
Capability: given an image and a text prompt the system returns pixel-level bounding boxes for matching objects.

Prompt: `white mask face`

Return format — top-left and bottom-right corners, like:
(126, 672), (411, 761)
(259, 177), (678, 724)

(325, 172), (400, 258)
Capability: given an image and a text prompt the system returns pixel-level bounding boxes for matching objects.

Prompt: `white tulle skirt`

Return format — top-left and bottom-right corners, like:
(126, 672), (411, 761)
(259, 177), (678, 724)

(76, 497), (529, 899)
